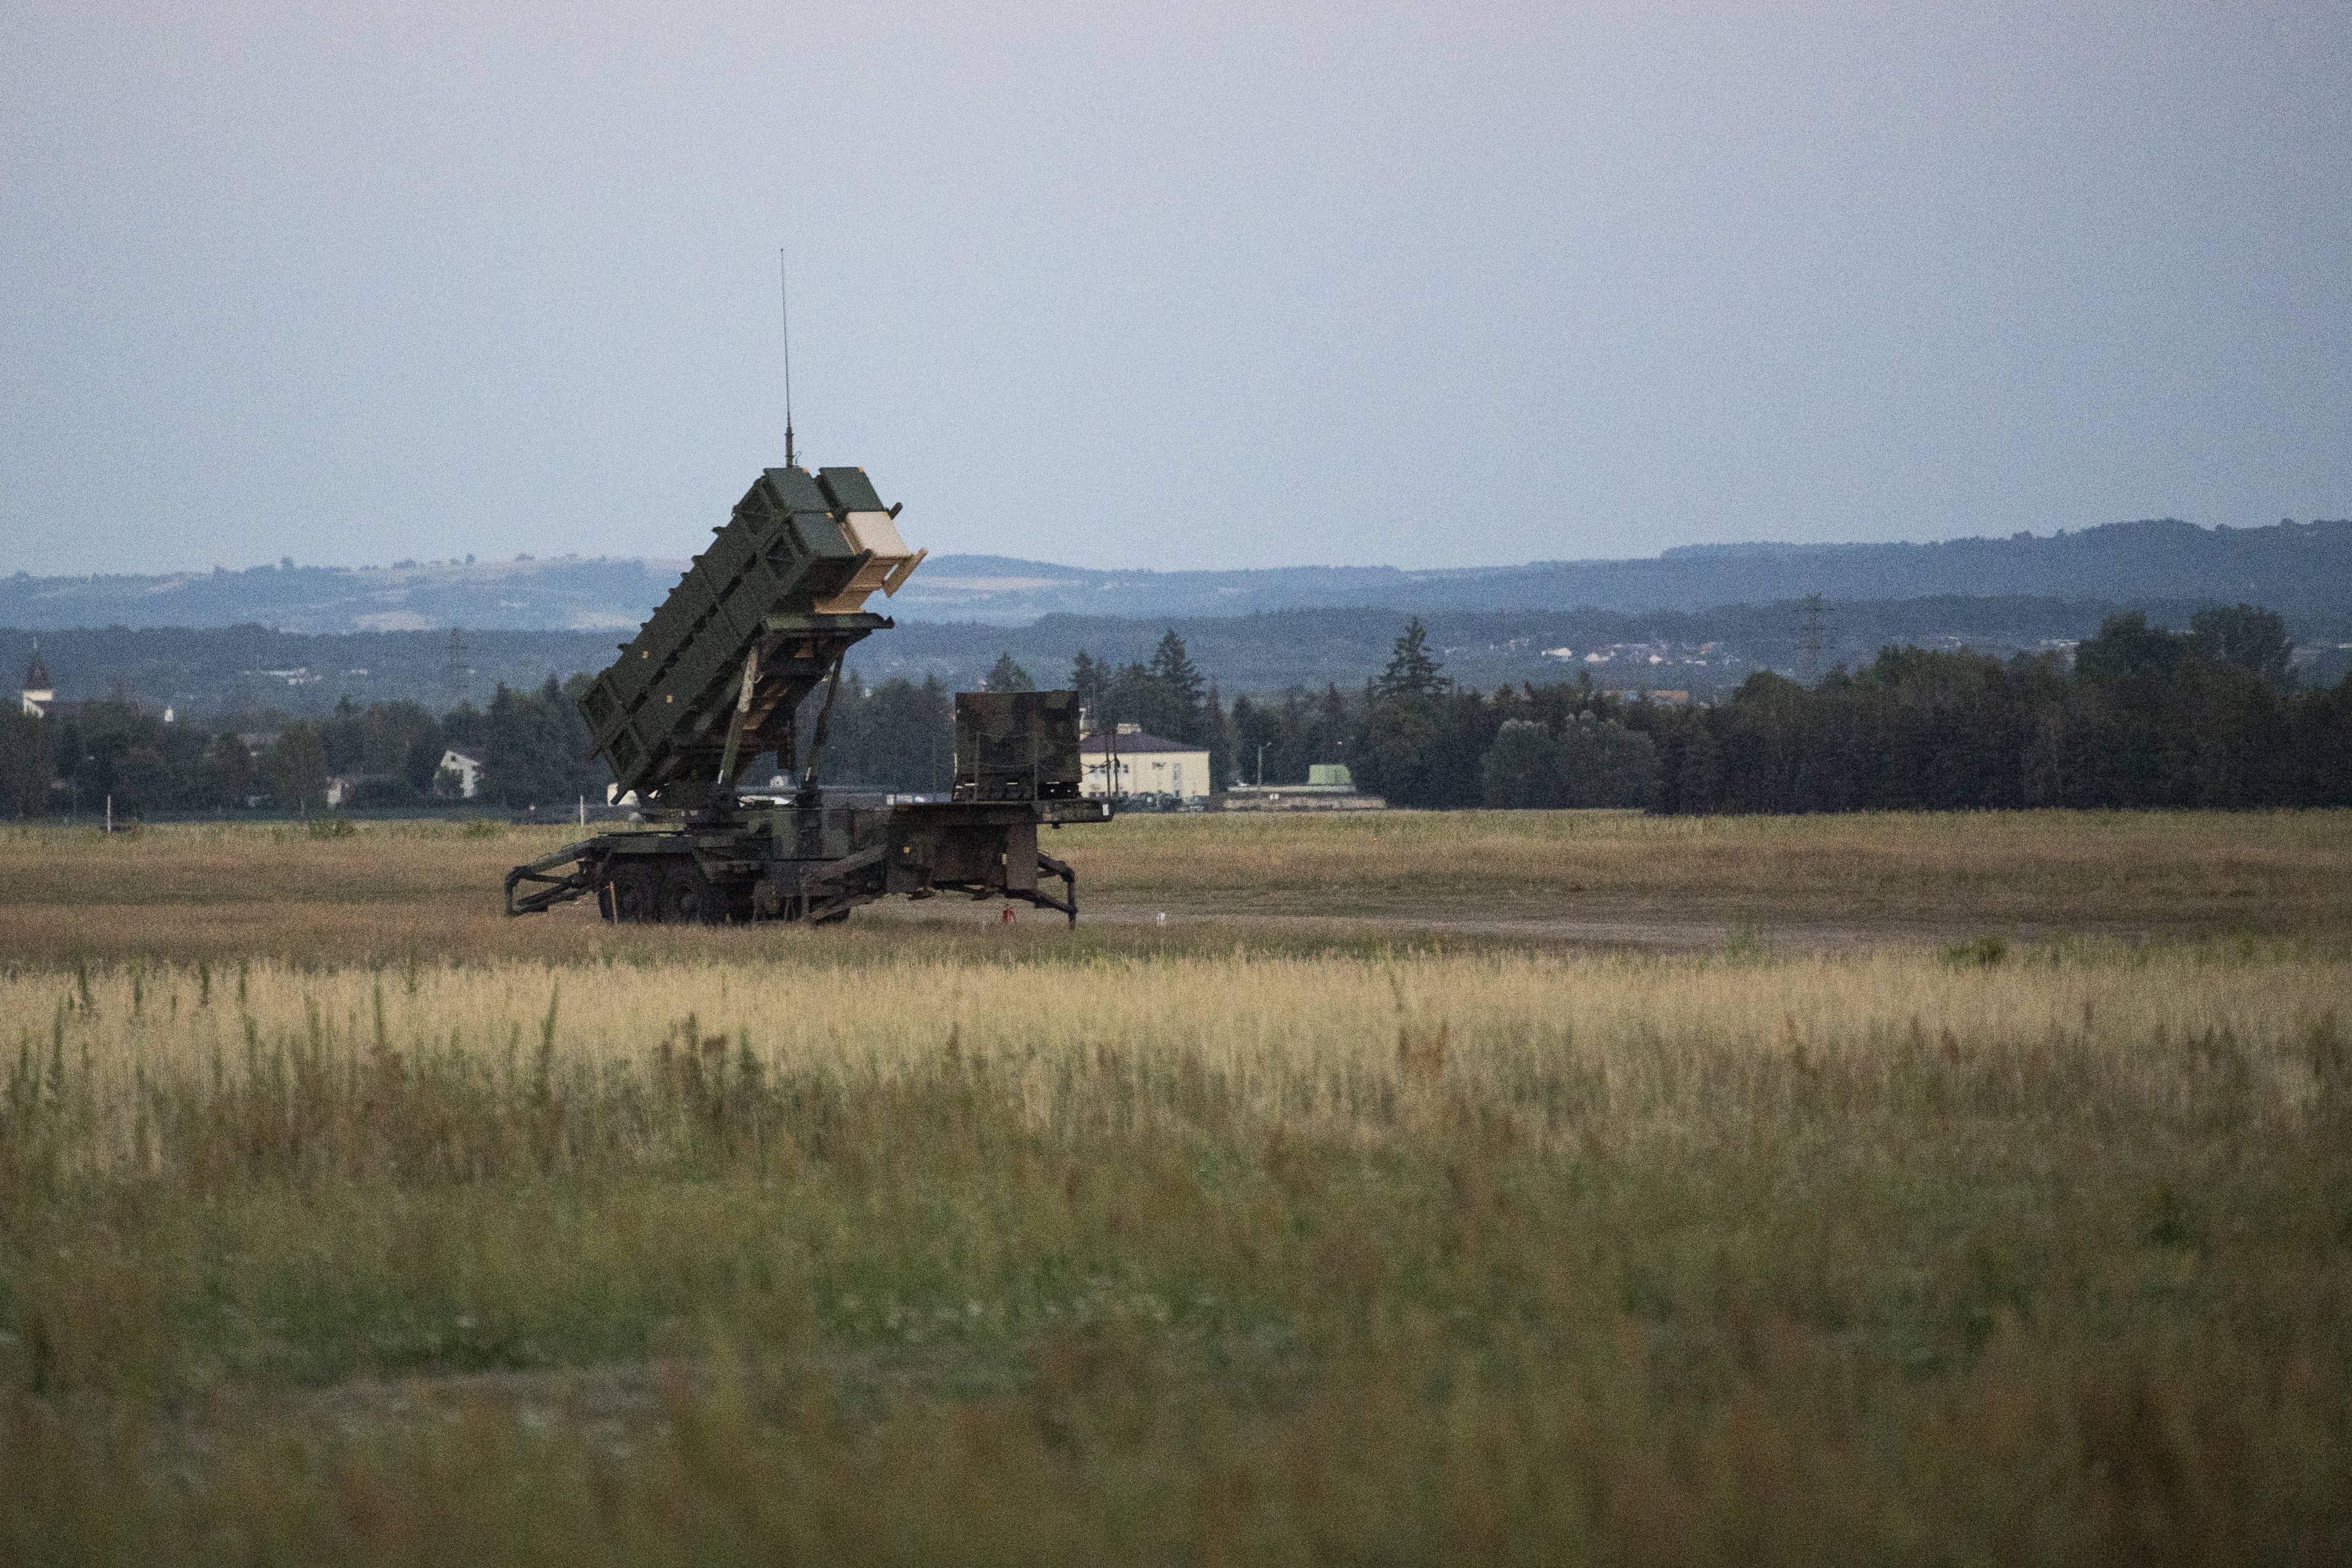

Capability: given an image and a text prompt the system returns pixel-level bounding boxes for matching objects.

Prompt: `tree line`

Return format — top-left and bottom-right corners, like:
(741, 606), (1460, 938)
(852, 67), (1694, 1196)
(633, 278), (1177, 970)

(7, 605), (2344, 819)
(1327, 605), (2350, 813)
(1643, 608), (2351, 813)
(0, 678), (601, 819)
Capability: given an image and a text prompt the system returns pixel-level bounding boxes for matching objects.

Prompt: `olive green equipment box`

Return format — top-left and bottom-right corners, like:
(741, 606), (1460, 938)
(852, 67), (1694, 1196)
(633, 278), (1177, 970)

(504, 464), (1108, 925)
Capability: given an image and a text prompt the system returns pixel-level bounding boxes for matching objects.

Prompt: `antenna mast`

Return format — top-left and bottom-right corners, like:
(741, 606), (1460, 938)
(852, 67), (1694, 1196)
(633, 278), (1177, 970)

(778, 248), (796, 467)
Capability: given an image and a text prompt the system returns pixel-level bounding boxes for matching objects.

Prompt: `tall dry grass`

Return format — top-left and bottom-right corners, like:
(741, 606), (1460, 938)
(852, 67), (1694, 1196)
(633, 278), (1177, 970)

(5, 940), (2345, 1171)
(3, 939), (2349, 1560)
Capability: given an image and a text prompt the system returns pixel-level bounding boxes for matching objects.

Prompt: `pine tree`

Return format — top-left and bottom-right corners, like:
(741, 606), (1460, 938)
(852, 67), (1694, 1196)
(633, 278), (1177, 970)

(1319, 683), (1349, 764)
(0, 708), (54, 817)
(263, 721), (330, 810)
(985, 653), (1035, 692)
(1070, 650), (1105, 730)
(1204, 678), (1231, 789)
(1375, 618), (1446, 700)
(1147, 631), (1207, 740)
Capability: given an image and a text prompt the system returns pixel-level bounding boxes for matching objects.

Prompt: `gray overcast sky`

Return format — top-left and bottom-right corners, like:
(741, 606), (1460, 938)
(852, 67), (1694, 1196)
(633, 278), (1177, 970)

(4, 2), (2347, 577)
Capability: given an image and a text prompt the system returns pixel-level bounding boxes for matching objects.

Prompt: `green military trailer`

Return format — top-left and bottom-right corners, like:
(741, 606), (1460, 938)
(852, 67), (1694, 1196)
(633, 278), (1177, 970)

(504, 464), (1109, 926)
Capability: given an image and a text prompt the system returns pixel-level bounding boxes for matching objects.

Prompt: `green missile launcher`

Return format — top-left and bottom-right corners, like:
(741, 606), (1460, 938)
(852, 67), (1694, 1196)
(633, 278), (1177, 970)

(505, 463), (1109, 925)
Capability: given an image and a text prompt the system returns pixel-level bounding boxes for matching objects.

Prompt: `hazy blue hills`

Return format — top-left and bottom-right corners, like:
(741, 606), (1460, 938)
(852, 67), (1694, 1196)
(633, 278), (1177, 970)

(12, 592), (2348, 727)
(0, 556), (679, 637)
(901, 519), (2352, 625)
(6, 517), (2347, 633)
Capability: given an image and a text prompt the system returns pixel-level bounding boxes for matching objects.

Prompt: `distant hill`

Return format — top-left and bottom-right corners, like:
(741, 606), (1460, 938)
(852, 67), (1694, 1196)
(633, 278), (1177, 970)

(890, 519), (2350, 622)
(6, 518), (2347, 632)
(853, 595), (2342, 701)
(0, 556), (682, 636)
(13, 594), (2346, 724)
(0, 625), (623, 722)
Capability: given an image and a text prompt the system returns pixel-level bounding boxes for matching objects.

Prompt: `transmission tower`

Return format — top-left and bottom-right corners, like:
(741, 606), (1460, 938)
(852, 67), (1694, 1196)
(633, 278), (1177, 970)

(1795, 594), (1826, 684)
(442, 627), (469, 711)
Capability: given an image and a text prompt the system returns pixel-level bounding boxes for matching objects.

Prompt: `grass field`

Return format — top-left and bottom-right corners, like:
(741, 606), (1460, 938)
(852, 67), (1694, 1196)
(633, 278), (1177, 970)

(3, 813), (2350, 1563)
(4, 807), (2347, 965)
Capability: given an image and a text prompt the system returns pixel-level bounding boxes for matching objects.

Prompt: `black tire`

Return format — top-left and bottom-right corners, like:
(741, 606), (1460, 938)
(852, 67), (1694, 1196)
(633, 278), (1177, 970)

(662, 860), (724, 925)
(608, 863), (661, 923)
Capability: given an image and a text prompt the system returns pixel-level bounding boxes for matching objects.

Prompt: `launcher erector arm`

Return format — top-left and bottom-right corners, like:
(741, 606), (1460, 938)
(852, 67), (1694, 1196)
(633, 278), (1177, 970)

(573, 465), (922, 810)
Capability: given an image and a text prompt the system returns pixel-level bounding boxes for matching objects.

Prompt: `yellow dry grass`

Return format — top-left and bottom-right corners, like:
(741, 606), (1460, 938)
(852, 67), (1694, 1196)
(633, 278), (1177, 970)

(13, 941), (2344, 1169)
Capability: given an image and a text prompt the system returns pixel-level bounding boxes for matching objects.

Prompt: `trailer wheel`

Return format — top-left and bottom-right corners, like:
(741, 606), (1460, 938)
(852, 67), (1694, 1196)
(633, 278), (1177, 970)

(662, 861), (723, 925)
(608, 863), (660, 923)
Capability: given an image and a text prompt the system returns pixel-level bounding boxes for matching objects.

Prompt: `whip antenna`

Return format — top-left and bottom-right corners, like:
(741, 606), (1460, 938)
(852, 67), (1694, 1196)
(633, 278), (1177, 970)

(778, 247), (797, 467)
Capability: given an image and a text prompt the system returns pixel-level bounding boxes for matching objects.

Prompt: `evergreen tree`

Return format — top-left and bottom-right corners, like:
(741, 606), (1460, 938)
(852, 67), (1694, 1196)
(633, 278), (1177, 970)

(1228, 693), (1278, 785)
(828, 674), (954, 793)
(1555, 713), (1660, 808)
(1147, 631), (1207, 741)
(1481, 720), (1564, 808)
(985, 653), (1036, 693)
(202, 731), (261, 810)
(1355, 692), (1441, 806)
(0, 708), (52, 817)
(1106, 646), (1203, 744)
(1676, 724), (1722, 814)
(1375, 618), (1446, 700)
(1318, 684), (1350, 764)
(1070, 650), (1106, 728)
(263, 721), (329, 810)
(115, 743), (171, 817)
(440, 701), (489, 753)
(2190, 604), (2293, 687)
(321, 695), (368, 774)
(480, 678), (603, 809)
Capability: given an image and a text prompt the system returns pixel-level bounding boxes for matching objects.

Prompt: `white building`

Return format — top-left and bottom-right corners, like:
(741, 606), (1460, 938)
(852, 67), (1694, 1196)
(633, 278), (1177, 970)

(437, 748), (483, 799)
(1079, 725), (1211, 803)
(21, 645), (52, 718)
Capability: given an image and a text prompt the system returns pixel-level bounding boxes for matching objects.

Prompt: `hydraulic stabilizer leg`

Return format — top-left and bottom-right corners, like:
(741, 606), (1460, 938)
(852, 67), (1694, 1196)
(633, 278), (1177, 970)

(1035, 852), (1078, 927)
(504, 839), (600, 916)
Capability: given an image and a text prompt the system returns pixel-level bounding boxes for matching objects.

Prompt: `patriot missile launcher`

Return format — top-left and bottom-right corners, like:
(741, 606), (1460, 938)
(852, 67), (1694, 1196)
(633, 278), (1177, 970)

(503, 464), (1108, 925)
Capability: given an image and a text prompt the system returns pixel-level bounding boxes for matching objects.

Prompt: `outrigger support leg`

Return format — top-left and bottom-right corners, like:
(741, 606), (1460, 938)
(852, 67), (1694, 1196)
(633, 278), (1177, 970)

(504, 839), (600, 916)
(1032, 852), (1079, 927)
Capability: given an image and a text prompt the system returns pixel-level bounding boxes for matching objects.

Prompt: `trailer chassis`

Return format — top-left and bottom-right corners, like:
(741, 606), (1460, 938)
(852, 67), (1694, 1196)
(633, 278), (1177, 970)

(505, 797), (1105, 926)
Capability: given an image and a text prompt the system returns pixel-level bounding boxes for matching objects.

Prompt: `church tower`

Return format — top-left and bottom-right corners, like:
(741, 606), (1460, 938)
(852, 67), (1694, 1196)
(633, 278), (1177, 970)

(21, 643), (52, 718)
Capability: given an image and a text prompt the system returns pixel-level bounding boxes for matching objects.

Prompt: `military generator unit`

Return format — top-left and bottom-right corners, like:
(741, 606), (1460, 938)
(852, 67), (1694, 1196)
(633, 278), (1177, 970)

(503, 462), (1109, 925)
